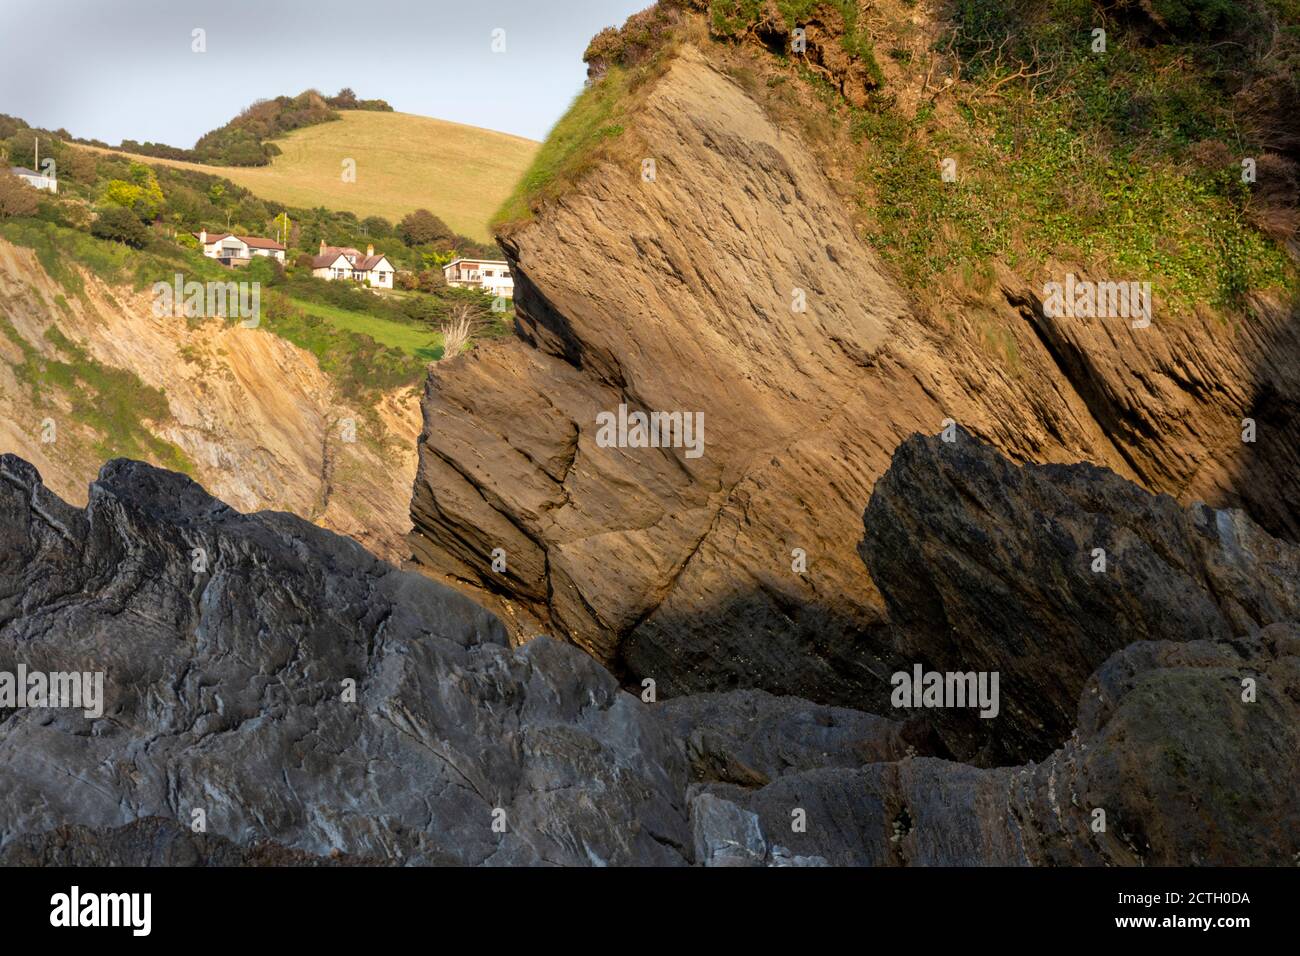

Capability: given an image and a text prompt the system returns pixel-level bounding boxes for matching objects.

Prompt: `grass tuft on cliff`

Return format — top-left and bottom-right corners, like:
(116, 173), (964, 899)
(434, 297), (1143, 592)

(492, 68), (639, 230)
(708, 0), (884, 85)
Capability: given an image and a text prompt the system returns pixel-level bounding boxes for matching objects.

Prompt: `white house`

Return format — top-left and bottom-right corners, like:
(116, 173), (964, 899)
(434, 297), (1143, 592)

(194, 230), (285, 264)
(9, 166), (56, 193)
(310, 241), (395, 289)
(443, 258), (513, 299)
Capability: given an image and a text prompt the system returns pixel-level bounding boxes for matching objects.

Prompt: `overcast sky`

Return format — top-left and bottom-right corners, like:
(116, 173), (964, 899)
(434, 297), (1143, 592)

(0, 0), (648, 144)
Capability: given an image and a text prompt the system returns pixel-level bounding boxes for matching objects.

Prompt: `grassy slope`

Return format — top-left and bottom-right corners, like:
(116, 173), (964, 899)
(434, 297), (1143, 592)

(0, 314), (194, 474)
(290, 297), (442, 361)
(84, 112), (539, 242)
(493, 67), (638, 229)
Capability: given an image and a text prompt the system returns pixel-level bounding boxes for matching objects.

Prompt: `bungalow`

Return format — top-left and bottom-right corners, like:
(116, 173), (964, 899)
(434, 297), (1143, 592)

(443, 258), (513, 299)
(194, 230), (285, 264)
(310, 241), (394, 289)
(9, 166), (57, 193)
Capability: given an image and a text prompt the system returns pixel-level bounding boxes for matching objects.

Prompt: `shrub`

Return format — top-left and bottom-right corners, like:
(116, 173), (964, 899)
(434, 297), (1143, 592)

(90, 205), (150, 248)
(0, 173), (39, 218)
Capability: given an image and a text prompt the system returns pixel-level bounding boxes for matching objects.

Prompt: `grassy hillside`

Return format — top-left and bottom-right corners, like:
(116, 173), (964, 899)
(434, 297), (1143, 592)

(84, 112), (539, 243)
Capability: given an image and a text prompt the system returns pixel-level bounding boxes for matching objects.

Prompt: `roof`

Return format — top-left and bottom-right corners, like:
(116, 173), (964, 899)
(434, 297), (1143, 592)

(193, 232), (285, 251)
(9, 166), (44, 177)
(311, 246), (391, 270)
(243, 236), (285, 250)
(444, 258), (510, 269)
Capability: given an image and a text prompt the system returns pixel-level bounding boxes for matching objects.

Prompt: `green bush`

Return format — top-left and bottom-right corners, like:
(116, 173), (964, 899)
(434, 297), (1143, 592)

(90, 205), (150, 248)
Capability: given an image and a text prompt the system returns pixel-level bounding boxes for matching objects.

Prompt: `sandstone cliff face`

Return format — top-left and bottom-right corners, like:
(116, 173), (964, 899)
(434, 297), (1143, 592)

(410, 40), (1299, 706)
(0, 239), (420, 562)
(2, 433), (1294, 865)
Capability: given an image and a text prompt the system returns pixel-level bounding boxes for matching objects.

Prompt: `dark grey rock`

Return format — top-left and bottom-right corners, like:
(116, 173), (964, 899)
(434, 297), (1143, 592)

(2, 438), (1296, 866)
(0, 454), (692, 866)
(859, 428), (1300, 765)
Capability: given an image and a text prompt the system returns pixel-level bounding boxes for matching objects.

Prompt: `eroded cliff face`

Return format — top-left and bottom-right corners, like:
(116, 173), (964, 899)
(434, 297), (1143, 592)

(0, 239), (420, 562)
(410, 41), (1300, 706)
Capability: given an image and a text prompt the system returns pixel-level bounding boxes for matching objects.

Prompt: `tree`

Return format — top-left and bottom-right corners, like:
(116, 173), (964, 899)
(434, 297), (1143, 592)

(423, 249), (459, 269)
(0, 173), (38, 218)
(234, 196), (269, 230)
(100, 163), (164, 221)
(4, 132), (37, 169)
(63, 147), (97, 183)
(397, 208), (452, 245)
(361, 215), (392, 238)
(91, 205), (150, 247)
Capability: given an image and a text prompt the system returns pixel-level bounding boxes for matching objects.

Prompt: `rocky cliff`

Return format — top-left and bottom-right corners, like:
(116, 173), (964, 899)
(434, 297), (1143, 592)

(0, 239), (420, 562)
(2, 430), (1295, 865)
(409, 24), (1300, 710)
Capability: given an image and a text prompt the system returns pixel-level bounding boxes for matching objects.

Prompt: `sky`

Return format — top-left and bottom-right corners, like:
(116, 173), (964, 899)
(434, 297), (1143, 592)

(0, 0), (649, 144)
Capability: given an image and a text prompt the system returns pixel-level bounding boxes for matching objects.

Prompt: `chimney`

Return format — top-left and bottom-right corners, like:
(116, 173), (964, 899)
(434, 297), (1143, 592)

(199, 229), (206, 244)
(319, 239), (327, 254)
(366, 243), (374, 257)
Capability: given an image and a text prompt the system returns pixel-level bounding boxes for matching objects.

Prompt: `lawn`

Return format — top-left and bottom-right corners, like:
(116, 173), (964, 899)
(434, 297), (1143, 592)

(290, 297), (442, 361)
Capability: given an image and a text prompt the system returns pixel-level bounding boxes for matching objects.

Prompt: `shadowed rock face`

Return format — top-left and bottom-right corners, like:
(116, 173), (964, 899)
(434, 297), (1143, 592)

(1, 435), (1296, 866)
(697, 629), (1300, 867)
(860, 429), (1300, 765)
(408, 37), (1300, 712)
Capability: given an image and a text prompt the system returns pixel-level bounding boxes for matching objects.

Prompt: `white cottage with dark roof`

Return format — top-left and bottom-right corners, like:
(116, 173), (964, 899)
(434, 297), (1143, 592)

(9, 166), (57, 193)
(194, 230), (285, 264)
(310, 241), (394, 288)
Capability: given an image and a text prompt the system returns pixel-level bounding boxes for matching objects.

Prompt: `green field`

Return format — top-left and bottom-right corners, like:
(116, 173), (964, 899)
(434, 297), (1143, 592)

(85, 112), (539, 242)
(291, 297), (442, 361)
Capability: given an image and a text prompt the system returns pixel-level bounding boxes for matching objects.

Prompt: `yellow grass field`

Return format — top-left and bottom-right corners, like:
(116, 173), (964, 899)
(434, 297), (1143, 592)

(83, 112), (539, 243)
